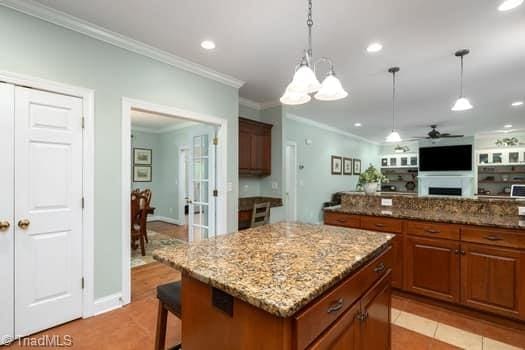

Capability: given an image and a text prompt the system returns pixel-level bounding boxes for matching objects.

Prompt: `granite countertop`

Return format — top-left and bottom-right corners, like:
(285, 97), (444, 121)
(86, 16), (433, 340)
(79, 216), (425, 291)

(325, 206), (525, 230)
(239, 196), (283, 211)
(153, 222), (393, 317)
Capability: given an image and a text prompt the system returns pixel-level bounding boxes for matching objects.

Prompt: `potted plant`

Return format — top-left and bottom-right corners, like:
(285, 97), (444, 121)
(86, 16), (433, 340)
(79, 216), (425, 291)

(358, 165), (388, 195)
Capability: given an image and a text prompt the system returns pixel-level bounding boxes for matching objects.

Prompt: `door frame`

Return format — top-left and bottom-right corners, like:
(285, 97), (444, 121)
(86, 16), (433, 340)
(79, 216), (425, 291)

(285, 141), (298, 221)
(121, 97), (228, 305)
(0, 70), (96, 317)
(178, 145), (189, 226)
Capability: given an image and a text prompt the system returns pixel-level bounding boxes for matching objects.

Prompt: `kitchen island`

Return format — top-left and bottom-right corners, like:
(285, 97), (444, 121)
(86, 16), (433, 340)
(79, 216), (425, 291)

(153, 222), (394, 350)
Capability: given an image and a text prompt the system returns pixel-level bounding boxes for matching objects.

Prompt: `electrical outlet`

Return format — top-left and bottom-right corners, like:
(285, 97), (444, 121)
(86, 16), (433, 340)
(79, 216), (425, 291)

(519, 207), (525, 216)
(381, 198), (393, 206)
(169, 208), (173, 213)
(271, 182), (278, 190)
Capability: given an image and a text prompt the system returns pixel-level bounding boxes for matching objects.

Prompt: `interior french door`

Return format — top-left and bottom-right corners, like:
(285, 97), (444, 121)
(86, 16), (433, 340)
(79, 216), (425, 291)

(0, 84), (84, 338)
(188, 130), (217, 241)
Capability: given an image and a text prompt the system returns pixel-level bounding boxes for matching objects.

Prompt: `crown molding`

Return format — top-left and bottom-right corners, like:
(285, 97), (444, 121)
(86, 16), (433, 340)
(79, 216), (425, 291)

(285, 113), (380, 146)
(260, 100), (282, 110)
(131, 121), (197, 134)
(1, 0), (245, 89)
(239, 97), (262, 110)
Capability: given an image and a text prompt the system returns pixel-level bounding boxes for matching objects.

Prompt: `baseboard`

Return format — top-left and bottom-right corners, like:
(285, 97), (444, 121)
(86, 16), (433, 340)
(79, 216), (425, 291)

(92, 292), (124, 316)
(147, 215), (182, 225)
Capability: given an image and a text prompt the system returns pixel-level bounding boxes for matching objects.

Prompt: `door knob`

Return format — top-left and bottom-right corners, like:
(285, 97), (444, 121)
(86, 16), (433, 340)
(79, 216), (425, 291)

(18, 219), (30, 230)
(0, 220), (10, 232)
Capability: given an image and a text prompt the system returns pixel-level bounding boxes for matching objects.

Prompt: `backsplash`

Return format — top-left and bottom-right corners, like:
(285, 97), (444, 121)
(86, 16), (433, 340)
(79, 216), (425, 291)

(341, 193), (521, 217)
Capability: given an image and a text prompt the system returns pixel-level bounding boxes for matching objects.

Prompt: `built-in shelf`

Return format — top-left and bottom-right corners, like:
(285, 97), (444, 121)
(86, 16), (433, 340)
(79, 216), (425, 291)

(477, 163), (525, 196)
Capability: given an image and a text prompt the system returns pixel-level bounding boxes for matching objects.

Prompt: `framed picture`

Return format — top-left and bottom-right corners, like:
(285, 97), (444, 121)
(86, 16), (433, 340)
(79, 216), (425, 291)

(331, 156), (342, 175)
(381, 158), (388, 167)
(390, 157), (397, 167)
(353, 159), (362, 175)
(410, 156), (418, 166)
(509, 152), (519, 163)
(134, 148), (152, 165)
(133, 166), (152, 182)
(401, 157), (408, 166)
(343, 157), (353, 175)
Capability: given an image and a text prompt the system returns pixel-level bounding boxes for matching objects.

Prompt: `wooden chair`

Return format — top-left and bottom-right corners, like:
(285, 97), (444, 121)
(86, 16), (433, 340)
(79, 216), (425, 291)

(139, 189), (152, 243)
(250, 202), (271, 228)
(155, 281), (182, 350)
(131, 192), (148, 256)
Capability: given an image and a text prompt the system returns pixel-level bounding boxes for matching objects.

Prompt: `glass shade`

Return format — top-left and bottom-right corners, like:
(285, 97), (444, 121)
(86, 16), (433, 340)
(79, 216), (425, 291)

(451, 97), (473, 111)
(287, 65), (321, 94)
(385, 130), (402, 143)
(314, 74), (348, 101)
(280, 83), (311, 105)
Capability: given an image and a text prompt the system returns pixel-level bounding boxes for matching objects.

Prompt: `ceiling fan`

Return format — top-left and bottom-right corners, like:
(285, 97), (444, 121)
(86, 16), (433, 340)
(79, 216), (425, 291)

(413, 125), (464, 140)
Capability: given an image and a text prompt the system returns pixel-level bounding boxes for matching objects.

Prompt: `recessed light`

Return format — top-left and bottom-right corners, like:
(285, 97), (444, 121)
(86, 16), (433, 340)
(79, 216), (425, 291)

(201, 40), (216, 50)
(504, 124), (513, 128)
(511, 101), (524, 106)
(354, 122), (362, 127)
(498, 0), (523, 11)
(366, 42), (383, 53)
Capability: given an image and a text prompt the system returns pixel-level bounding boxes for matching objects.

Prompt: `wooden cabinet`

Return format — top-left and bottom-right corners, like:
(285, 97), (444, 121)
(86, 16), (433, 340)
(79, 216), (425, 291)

(405, 236), (460, 303)
(324, 212), (361, 228)
(460, 243), (525, 319)
(308, 302), (360, 350)
(239, 117), (272, 176)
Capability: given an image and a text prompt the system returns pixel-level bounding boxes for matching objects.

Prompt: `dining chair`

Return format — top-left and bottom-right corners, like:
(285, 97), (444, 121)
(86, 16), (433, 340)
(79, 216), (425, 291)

(138, 189), (152, 243)
(131, 192), (147, 256)
(155, 281), (182, 350)
(250, 202), (271, 228)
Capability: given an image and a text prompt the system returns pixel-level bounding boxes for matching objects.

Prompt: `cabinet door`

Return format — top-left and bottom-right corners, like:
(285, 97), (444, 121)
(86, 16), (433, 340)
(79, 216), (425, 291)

(391, 234), (403, 290)
(461, 243), (525, 320)
(405, 236), (460, 303)
(0, 83), (14, 345)
(253, 133), (271, 174)
(308, 302), (360, 350)
(239, 132), (253, 172)
(359, 273), (392, 350)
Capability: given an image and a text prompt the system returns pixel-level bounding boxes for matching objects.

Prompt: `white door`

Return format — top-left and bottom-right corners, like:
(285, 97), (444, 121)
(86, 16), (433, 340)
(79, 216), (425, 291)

(285, 142), (297, 221)
(14, 87), (83, 336)
(0, 83), (15, 345)
(188, 131), (216, 241)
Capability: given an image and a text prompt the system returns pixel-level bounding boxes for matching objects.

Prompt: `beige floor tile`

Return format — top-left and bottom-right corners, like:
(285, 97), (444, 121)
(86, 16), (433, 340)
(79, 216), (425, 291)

(391, 307), (402, 323)
(434, 323), (482, 350)
(393, 311), (438, 337)
(483, 337), (523, 350)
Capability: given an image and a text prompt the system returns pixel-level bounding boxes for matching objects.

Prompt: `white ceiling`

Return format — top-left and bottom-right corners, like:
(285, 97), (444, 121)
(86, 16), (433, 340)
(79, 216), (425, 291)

(32, 0), (525, 141)
(131, 109), (195, 132)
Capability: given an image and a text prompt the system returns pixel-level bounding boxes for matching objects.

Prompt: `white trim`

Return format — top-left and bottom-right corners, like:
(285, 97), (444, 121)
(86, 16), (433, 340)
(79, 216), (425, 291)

(260, 100), (282, 110)
(239, 97), (262, 111)
(92, 293), (123, 316)
(121, 97), (228, 305)
(131, 121), (198, 135)
(285, 113), (380, 146)
(178, 146), (190, 227)
(285, 141), (298, 222)
(0, 70), (96, 318)
(147, 215), (182, 226)
(1, 0), (244, 89)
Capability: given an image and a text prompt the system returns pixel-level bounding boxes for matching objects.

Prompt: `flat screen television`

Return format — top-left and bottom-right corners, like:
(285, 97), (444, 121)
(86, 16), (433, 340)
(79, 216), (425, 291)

(419, 145), (472, 171)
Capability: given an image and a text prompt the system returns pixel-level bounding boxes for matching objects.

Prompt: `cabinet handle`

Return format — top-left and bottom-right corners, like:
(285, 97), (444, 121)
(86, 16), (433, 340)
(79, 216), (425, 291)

(357, 310), (369, 321)
(374, 262), (386, 273)
(336, 219), (347, 223)
(454, 249), (460, 255)
(484, 235), (503, 241)
(460, 250), (466, 255)
(374, 223), (386, 228)
(425, 229), (440, 234)
(327, 298), (344, 313)
(0, 220), (10, 232)
(18, 219), (30, 230)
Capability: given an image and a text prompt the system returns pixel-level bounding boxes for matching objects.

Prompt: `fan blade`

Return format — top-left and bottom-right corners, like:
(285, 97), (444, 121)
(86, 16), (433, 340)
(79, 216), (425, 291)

(442, 134), (464, 138)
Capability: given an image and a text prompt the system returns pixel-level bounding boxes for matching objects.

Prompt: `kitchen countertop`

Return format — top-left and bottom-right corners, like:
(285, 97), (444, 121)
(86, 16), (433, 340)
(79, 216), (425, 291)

(325, 205), (525, 230)
(152, 222), (393, 317)
(239, 196), (283, 211)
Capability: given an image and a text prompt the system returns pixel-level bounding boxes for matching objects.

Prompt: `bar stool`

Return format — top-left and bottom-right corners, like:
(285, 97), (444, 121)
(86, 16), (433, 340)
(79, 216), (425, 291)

(155, 281), (182, 350)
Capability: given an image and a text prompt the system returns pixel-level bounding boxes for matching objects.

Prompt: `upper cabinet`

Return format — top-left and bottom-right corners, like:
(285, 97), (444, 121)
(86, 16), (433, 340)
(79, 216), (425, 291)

(239, 117), (272, 176)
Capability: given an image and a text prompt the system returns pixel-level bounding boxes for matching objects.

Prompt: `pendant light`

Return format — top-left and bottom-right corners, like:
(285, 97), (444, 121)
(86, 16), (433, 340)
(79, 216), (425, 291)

(386, 67), (402, 143)
(451, 49), (473, 112)
(280, 0), (347, 105)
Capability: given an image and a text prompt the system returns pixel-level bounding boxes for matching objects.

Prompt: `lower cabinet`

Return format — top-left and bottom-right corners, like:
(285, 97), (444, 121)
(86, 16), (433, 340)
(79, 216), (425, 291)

(309, 273), (392, 350)
(405, 236), (460, 303)
(461, 243), (525, 319)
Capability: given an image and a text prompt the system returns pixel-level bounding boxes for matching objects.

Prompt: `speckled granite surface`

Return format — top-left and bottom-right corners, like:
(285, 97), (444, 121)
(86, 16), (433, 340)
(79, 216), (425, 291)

(239, 196), (283, 211)
(331, 193), (525, 229)
(153, 222), (393, 317)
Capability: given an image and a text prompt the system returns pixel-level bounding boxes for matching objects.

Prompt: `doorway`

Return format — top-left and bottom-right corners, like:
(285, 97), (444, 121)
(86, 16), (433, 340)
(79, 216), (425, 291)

(122, 98), (228, 305)
(285, 141), (298, 221)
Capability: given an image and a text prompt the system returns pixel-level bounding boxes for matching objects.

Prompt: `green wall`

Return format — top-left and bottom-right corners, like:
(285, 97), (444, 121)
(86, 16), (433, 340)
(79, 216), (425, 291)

(0, 7), (239, 298)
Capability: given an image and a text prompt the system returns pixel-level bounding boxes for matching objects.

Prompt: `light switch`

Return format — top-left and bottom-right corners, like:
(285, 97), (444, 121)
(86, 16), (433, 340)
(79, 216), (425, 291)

(271, 182), (278, 190)
(381, 198), (393, 206)
(227, 182), (233, 192)
(519, 207), (525, 216)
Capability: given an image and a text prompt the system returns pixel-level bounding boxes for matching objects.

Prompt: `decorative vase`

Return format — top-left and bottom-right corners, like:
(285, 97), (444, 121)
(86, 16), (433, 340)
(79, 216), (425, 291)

(363, 182), (378, 195)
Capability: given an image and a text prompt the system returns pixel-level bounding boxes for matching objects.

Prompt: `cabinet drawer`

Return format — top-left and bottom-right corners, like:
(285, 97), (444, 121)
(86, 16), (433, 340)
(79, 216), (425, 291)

(324, 212), (361, 228)
(294, 246), (392, 349)
(407, 221), (460, 240)
(361, 216), (403, 234)
(461, 227), (525, 249)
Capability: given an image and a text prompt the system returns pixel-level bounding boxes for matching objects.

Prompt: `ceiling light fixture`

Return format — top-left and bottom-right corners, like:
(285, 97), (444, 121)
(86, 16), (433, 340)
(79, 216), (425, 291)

(280, 0), (347, 105)
(386, 67), (402, 143)
(451, 49), (473, 112)
(354, 122), (362, 127)
(201, 40), (216, 50)
(498, 0), (524, 11)
(366, 42), (383, 53)
(504, 124), (513, 128)
(511, 101), (524, 106)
